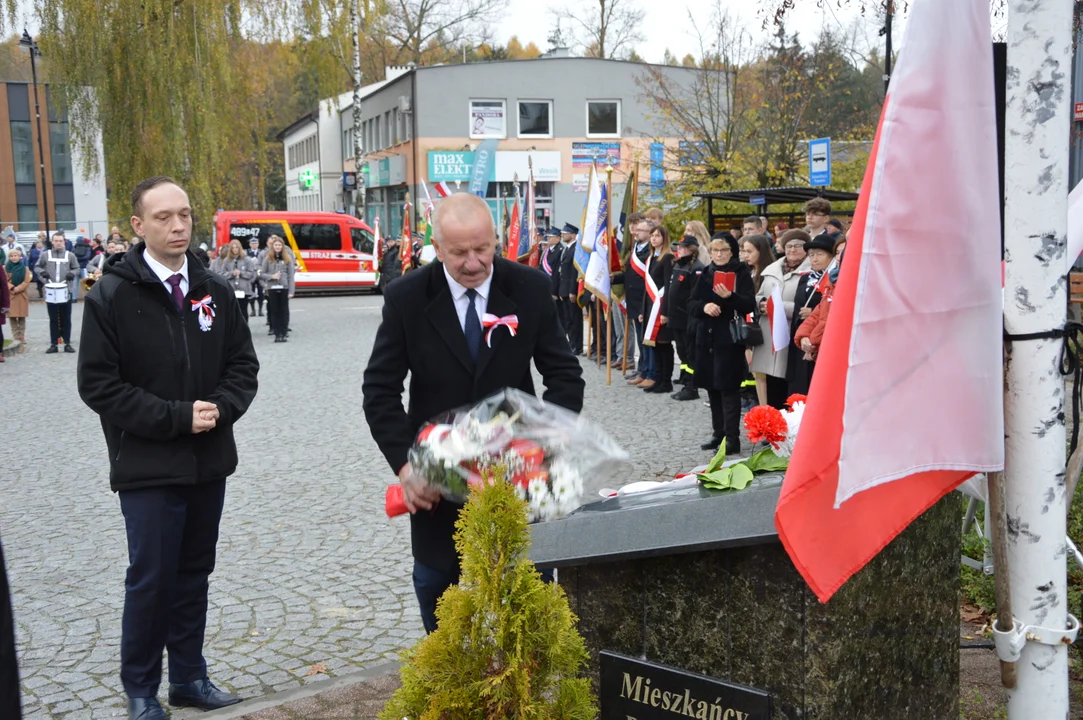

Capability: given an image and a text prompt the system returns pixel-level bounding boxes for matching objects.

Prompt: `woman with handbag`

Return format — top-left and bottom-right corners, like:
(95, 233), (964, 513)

(261, 236), (295, 343)
(786, 234), (836, 395)
(740, 234), (775, 406)
(5, 247), (31, 353)
(637, 225), (675, 393)
(213, 239), (257, 322)
(688, 233), (757, 455)
(750, 231), (809, 408)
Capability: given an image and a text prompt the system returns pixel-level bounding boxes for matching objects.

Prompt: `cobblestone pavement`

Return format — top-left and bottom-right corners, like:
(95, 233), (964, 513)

(0, 293), (713, 719)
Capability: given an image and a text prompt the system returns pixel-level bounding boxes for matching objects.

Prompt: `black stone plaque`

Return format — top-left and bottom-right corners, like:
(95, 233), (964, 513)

(600, 651), (770, 720)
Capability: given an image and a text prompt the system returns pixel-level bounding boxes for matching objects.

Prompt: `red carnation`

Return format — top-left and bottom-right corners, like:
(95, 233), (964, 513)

(744, 406), (788, 449)
(785, 394), (808, 408)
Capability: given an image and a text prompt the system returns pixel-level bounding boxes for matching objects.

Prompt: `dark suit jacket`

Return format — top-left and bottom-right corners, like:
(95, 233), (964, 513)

(558, 242), (578, 297)
(362, 258), (585, 572)
(543, 243), (562, 296)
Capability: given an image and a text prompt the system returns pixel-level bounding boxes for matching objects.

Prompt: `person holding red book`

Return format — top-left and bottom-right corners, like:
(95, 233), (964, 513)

(688, 233), (757, 455)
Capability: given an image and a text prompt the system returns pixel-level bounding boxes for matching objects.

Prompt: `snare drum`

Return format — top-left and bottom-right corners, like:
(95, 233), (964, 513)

(45, 282), (70, 304)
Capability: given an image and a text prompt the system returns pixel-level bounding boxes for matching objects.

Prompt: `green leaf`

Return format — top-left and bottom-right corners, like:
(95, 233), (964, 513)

(744, 448), (789, 474)
(698, 466), (733, 489)
(705, 439), (728, 473)
(729, 463), (754, 490)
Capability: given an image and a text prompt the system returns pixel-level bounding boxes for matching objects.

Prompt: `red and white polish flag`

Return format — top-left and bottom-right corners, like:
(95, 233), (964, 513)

(433, 181), (452, 198)
(767, 284), (789, 353)
(774, 0), (1004, 603)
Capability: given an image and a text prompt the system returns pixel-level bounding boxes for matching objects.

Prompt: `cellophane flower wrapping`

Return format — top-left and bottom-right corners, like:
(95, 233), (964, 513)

(408, 389), (629, 522)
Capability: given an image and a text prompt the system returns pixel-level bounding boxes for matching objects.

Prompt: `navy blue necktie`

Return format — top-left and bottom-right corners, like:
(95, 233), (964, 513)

(464, 288), (482, 361)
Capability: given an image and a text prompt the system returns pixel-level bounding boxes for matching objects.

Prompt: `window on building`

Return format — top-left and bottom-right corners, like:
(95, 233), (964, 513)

(55, 204), (76, 230)
(17, 204), (38, 229)
(290, 222), (343, 250)
(10, 121), (34, 184)
(384, 111), (392, 147)
(228, 222), (288, 250)
(469, 100), (506, 139)
(586, 100), (621, 137)
(391, 109), (399, 145)
(50, 122), (73, 184)
(518, 100), (552, 138)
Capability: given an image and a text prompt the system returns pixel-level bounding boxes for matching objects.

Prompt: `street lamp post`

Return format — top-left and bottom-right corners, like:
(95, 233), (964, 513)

(19, 30), (50, 237)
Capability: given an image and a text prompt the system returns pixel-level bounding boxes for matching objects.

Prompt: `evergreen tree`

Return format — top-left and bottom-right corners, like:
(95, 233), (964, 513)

(380, 478), (596, 720)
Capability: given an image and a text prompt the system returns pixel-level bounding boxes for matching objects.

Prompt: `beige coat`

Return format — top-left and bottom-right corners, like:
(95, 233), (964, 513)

(6, 268), (31, 318)
(749, 256), (810, 378)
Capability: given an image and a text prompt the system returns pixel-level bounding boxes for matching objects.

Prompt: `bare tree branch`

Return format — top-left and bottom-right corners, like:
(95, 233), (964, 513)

(554, 0), (645, 60)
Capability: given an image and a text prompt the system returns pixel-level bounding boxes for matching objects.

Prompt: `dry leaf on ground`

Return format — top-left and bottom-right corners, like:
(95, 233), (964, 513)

(304, 663), (328, 677)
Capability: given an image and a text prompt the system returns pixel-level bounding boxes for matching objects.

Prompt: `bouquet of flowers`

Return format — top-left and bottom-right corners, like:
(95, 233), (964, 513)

(696, 394), (807, 492)
(386, 389), (629, 522)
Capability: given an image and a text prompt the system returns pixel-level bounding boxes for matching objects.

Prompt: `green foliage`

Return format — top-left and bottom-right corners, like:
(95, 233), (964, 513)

(380, 477), (597, 720)
(696, 443), (784, 492)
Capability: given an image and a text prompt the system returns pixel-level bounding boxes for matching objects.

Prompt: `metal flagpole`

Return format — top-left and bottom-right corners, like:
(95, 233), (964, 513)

(1001, 0), (1076, 715)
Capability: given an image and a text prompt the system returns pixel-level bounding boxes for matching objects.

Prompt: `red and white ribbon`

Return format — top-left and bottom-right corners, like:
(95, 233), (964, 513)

(190, 295), (215, 332)
(643, 257), (664, 345)
(481, 313), (519, 346)
(630, 247), (648, 279)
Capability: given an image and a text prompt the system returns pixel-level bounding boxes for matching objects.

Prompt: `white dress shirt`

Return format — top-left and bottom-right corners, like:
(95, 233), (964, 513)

(443, 265), (492, 333)
(143, 251), (189, 299)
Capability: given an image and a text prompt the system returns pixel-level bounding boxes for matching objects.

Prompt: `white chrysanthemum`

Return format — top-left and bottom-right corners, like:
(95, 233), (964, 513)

(774, 401), (806, 458)
(527, 478), (549, 502)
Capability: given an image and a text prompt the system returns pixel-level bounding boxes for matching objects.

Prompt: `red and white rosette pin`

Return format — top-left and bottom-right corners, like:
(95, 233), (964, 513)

(190, 295), (215, 332)
(481, 313), (519, 347)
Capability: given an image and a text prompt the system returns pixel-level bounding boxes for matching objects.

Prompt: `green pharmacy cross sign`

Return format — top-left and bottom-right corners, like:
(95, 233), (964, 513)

(298, 169), (316, 190)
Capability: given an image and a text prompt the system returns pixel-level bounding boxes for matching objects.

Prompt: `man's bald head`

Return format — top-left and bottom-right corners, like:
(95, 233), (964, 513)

(432, 193), (497, 289)
(432, 193), (494, 241)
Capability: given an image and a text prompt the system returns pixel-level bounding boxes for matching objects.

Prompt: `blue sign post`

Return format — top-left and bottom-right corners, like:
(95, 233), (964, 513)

(649, 142), (665, 201)
(808, 137), (832, 187)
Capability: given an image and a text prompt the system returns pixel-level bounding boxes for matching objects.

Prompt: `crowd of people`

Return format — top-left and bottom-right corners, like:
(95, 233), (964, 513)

(0, 225), (296, 362)
(533, 197), (848, 456)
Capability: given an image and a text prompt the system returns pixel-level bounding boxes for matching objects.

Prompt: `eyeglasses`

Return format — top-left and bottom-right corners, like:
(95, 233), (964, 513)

(785, 243), (806, 250)
(710, 247), (731, 254)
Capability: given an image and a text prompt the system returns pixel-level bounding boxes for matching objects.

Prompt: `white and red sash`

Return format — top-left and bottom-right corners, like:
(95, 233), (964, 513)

(630, 245), (648, 279)
(643, 256), (664, 346)
(541, 247), (553, 276)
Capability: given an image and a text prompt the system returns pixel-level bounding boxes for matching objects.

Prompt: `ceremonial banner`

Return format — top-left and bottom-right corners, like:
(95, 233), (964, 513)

(583, 182), (611, 305)
(775, 0), (1004, 602)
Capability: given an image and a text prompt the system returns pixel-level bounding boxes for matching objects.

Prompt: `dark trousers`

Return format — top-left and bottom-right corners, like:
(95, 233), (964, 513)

(412, 560), (554, 635)
(706, 389), (743, 452)
(267, 290), (289, 338)
(249, 282), (264, 316)
(766, 374), (789, 410)
(0, 539), (21, 720)
(563, 299), (582, 353)
(118, 480), (226, 698)
(631, 316), (646, 375)
(46, 301), (72, 344)
(237, 295), (249, 322)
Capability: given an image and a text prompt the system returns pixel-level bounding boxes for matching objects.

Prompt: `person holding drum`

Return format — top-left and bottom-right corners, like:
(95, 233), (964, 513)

(212, 239), (256, 322)
(34, 232), (79, 354)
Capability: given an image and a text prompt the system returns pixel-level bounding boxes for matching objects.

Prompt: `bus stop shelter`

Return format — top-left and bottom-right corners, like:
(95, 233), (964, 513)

(694, 187), (860, 234)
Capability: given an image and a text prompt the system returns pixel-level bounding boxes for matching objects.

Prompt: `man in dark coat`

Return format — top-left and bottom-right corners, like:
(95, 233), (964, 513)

(541, 228), (563, 322)
(0, 538), (20, 720)
(77, 177), (260, 720)
(557, 223), (581, 354)
(362, 193), (584, 634)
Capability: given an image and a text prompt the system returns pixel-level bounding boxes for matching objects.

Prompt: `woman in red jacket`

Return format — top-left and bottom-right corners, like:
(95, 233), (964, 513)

(795, 243), (846, 362)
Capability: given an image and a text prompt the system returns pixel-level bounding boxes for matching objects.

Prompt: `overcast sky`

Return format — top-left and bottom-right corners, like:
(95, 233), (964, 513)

(494, 0), (895, 63)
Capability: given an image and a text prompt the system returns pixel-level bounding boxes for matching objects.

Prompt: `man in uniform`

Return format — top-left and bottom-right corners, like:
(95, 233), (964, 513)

(35, 232), (80, 354)
(557, 223), (580, 355)
(622, 213), (650, 380)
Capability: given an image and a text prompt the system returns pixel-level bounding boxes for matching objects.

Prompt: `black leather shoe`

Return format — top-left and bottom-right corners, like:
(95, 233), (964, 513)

(700, 437), (723, 451)
(168, 678), (242, 710)
(64, 344), (76, 353)
(646, 382), (673, 394)
(45, 345), (58, 354)
(671, 386), (699, 402)
(128, 697), (167, 720)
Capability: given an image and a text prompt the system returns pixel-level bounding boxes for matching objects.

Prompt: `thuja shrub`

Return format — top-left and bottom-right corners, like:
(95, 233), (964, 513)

(379, 477), (597, 720)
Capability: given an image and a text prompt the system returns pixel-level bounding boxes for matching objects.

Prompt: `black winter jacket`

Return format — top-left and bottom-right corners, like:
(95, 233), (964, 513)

(77, 245), (260, 492)
(667, 257), (705, 331)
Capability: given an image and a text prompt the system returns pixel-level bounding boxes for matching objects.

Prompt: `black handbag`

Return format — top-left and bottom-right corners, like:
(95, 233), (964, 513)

(729, 308), (764, 346)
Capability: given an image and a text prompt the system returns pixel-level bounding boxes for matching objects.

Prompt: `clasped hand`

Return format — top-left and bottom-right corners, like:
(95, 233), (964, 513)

(704, 302), (722, 318)
(191, 401), (219, 434)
